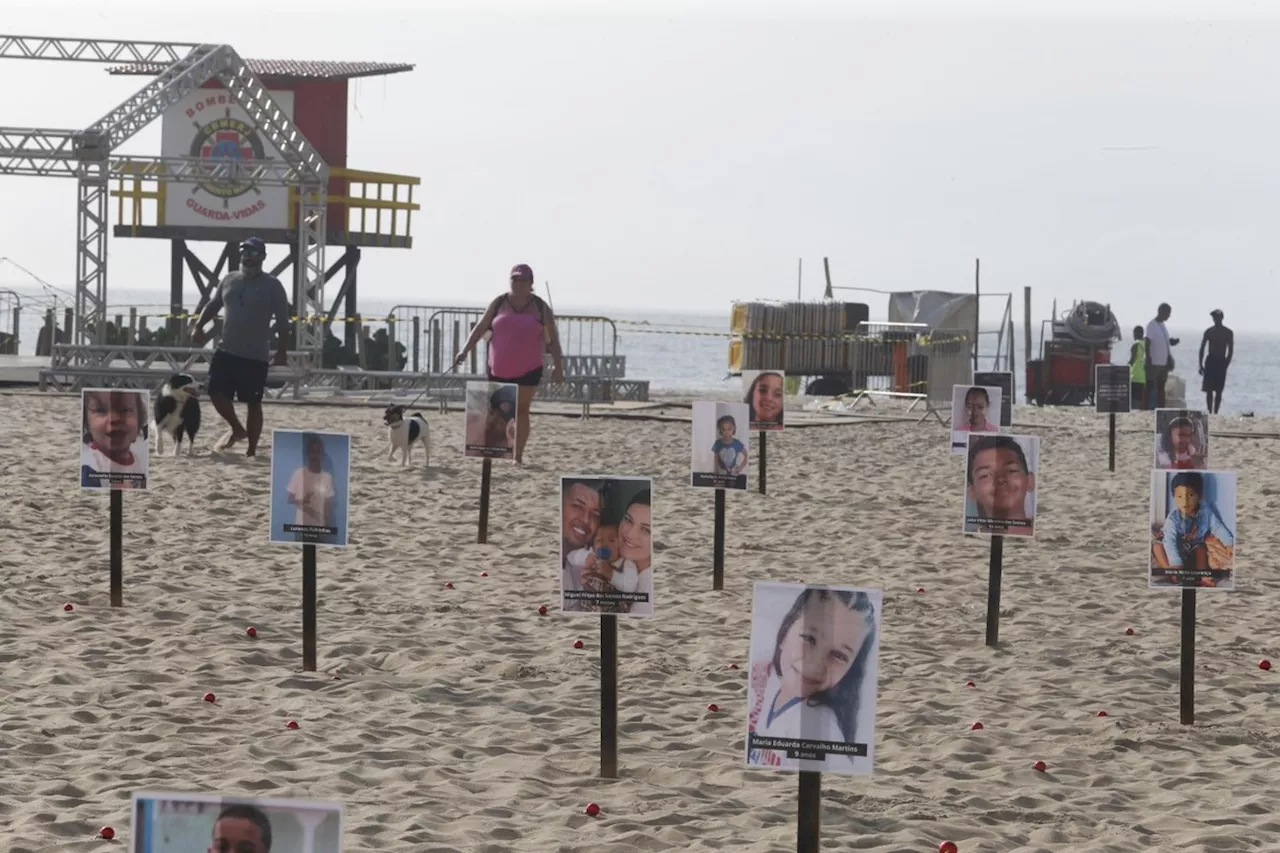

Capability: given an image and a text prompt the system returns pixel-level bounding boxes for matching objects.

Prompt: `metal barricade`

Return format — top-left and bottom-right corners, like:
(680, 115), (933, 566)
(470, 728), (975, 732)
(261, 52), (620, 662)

(0, 289), (19, 355)
(845, 323), (972, 422)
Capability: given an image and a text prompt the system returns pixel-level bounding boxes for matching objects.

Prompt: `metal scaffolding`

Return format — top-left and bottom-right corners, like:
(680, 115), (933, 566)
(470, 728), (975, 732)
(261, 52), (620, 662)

(0, 34), (330, 362)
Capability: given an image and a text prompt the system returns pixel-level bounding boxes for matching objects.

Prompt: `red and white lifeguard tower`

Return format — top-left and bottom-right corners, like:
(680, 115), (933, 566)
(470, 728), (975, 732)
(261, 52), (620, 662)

(0, 34), (418, 389)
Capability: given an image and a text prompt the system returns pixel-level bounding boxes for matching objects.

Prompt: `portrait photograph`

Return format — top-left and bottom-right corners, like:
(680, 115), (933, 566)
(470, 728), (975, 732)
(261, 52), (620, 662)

(80, 388), (150, 490)
(1149, 469), (1237, 590)
(972, 370), (1013, 427)
(745, 581), (880, 776)
(742, 369), (786, 432)
(1154, 409), (1209, 470)
(130, 791), (343, 853)
(691, 400), (750, 489)
(269, 429), (351, 548)
(950, 384), (1002, 456)
(559, 476), (654, 617)
(1094, 364), (1132, 414)
(963, 433), (1039, 537)
(464, 381), (517, 460)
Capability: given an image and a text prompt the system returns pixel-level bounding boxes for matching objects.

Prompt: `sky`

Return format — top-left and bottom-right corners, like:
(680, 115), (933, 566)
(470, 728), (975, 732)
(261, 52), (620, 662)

(0, 0), (1277, 331)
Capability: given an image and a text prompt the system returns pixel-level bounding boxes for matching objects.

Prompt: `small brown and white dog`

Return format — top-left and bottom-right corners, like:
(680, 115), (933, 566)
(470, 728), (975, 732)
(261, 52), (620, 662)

(383, 404), (430, 466)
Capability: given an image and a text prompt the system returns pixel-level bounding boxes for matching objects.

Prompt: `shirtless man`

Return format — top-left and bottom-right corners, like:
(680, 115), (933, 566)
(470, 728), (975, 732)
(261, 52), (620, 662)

(1199, 309), (1233, 414)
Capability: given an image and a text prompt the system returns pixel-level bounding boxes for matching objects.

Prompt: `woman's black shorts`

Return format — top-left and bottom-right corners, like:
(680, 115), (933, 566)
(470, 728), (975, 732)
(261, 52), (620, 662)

(488, 367), (544, 387)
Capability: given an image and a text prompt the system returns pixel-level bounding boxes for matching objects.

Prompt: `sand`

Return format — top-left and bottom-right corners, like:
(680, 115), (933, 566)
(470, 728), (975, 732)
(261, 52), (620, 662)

(1, 388), (1278, 853)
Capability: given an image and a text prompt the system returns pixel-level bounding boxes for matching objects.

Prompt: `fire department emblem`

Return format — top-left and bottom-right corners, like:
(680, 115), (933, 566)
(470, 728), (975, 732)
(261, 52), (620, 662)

(188, 109), (266, 206)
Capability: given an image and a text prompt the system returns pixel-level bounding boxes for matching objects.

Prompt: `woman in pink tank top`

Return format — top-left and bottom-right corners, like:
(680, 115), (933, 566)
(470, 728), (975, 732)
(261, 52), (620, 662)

(454, 263), (565, 463)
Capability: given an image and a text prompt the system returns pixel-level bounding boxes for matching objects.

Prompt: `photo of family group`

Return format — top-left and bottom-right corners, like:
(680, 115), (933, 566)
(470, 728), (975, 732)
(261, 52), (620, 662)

(1154, 409), (1209, 470)
(745, 582), (880, 776)
(950, 384), (1003, 455)
(464, 381), (517, 460)
(743, 369), (786, 431)
(973, 370), (1014, 427)
(559, 476), (654, 616)
(80, 388), (150, 490)
(691, 401), (750, 489)
(1149, 469), (1237, 590)
(130, 792), (343, 853)
(1095, 364), (1133, 414)
(963, 433), (1039, 537)
(268, 429), (351, 548)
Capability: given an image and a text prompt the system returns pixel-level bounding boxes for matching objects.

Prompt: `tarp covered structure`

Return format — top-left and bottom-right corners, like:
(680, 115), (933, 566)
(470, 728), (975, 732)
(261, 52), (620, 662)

(887, 291), (977, 333)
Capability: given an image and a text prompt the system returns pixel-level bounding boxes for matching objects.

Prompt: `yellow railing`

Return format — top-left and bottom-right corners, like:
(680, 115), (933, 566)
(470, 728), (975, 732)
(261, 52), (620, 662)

(110, 166), (421, 244)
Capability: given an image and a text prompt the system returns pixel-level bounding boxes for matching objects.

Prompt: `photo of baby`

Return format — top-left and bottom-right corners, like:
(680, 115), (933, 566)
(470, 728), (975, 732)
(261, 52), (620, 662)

(1149, 469), (1237, 590)
(972, 371), (1014, 427)
(559, 476), (654, 617)
(80, 388), (150, 490)
(745, 582), (880, 776)
(1154, 409), (1209, 470)
(464, 381), (517, 460)
(269, 429), (351, 548)
(963, 433), (1039, 537)
(691, 401), (750, 489)
(130, 791), (343, 853)
(743, 370), (786, 432)
(1094, 364), (1132, 414)
(950, 384), (1002, 456)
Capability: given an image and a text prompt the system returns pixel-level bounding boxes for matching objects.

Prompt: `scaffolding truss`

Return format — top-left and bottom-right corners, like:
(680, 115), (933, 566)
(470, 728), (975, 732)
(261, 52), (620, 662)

(0, 33), (330, 361)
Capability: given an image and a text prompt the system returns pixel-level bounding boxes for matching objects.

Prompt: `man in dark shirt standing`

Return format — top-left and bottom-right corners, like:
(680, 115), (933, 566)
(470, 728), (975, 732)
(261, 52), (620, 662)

(190, 237), (292, 456)
(1199, 309), (1234, 415)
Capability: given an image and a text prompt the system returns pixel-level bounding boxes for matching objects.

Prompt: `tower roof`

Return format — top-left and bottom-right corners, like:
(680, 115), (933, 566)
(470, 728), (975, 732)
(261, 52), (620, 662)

(105, 58), (413, 81)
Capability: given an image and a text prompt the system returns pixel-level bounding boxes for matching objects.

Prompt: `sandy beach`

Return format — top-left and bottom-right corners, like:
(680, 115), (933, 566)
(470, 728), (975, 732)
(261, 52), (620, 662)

(1, 388), (1277, 852)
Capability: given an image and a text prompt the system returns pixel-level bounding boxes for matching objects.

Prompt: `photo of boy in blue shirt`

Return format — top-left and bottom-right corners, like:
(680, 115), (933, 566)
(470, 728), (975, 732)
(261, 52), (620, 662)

(1150, 470), (1236, 589)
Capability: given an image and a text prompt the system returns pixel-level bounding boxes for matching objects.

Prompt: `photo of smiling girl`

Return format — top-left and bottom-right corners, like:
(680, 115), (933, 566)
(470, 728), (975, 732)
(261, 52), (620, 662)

(560, 477), (654, 616)
(743, 370), (785, 431)
(745, 582), (881, 775)
(80, 388), (150, 490)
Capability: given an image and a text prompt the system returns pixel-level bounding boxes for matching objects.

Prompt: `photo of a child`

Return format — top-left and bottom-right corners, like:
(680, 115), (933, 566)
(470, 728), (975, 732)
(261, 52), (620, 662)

(743, 370), (785, 431)
(269, 430), (351, 548)
(950, 384), (1002, 456)
(1154, 409), (1209, 470)
(745, 582), (880, 776)
(559, 476), (654, 617)
(130, 791), (343, 853)
(464, 381), (517, 460)
(80, 388), (150, 490)
(1149, 469), (1237, 590)
(963, 433), (1039, 537)
(691, 401), (750, 489)
(972, 371), (1014, 426)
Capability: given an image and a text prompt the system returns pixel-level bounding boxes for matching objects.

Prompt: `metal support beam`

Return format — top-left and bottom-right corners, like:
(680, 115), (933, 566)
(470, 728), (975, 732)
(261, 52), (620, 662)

(75, 174), (109, 348)
(0, 35), (199, 64)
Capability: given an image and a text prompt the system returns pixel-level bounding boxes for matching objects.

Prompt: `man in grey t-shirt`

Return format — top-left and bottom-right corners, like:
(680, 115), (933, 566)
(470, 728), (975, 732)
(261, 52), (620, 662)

(190, 237), (291, 457)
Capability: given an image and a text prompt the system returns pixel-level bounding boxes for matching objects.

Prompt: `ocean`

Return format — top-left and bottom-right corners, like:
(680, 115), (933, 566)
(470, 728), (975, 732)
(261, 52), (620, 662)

(4, 287), (1272, 415)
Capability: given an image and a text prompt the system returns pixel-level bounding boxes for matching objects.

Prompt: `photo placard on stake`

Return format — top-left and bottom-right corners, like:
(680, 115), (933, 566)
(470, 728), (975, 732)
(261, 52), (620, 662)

(464, 381), (518, 460)
(269, 429), (352, 548)
(1154, 409), (1209, 470)
(743, 370), (786, 432)
(950, 384), (1002, 456)
(963, 433), (1039, 537)
(745, 582), (880, 775)
(560, 476), (654, 616)
(973, 371), (1014, 427)
(691, 401), (750, 489)
(1095, 364), (1132, 414)
(1149, 469), (1237, 590)
(129, 791), (344, 853)
(80, 388), (150, 490)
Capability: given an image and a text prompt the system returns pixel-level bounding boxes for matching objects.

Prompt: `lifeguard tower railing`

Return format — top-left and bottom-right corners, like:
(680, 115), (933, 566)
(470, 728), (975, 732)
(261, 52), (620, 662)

(727, 300), (972, 422)
(0, 289), (20, 354)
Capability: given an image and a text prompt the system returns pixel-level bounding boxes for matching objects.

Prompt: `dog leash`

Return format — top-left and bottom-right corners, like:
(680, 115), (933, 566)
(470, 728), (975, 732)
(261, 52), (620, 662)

(397, 362), (463, 412)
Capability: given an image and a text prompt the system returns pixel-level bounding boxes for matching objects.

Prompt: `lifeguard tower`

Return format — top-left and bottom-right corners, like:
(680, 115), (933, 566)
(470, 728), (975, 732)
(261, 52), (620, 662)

(0, 34), (418, 391)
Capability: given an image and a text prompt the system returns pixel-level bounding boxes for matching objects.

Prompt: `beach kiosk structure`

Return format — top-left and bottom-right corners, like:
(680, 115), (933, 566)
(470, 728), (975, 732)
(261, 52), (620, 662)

(0, 34), (417, 391)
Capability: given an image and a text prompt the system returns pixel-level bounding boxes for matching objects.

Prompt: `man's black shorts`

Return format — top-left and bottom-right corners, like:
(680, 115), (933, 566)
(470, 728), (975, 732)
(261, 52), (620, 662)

(207, 350), (270, 403)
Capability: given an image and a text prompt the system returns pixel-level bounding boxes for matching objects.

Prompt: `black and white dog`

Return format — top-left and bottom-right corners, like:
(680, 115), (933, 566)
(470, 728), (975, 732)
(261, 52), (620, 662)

(383, 404), (430, 466)
(154, 373), (202, 456)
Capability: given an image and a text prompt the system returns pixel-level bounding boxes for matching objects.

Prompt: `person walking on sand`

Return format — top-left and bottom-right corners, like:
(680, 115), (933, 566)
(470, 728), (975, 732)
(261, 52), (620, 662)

(1128, 325), (1147, 410)
(189, 237), (291, 457)
(452, 263), (565, 464)
(1199, 309), (1233, 415)
(1144, 303), (1180, 410)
